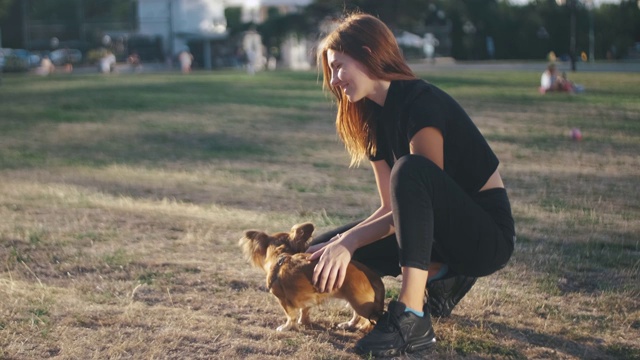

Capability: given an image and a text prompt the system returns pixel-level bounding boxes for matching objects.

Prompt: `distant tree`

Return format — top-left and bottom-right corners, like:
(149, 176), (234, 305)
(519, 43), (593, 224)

(595, 0), (640, 59)
(28, 0), (77, 23)
(4, 0), (637, 60)
(0, 0), (13, 19)
(83, 0), (133, 22)
(224, 7), (243, 35)
(486, 1), (557, 60)
(258, 10), (309, 50)
(304, 0), (432, 32)
(304, 0), (640, 61)
(25, 0), (133, 24)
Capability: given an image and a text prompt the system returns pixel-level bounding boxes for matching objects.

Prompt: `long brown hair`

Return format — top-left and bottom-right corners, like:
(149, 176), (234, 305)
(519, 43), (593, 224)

(318, 13), (416, 166)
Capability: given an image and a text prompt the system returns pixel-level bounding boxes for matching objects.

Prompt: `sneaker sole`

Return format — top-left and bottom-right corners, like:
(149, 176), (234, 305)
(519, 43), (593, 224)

(406, 336), (437, 353)
(355, 337), (436, 357)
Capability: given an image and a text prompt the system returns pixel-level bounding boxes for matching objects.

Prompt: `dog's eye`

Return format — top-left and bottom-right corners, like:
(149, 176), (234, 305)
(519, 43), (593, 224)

(277, 256), (286, 266)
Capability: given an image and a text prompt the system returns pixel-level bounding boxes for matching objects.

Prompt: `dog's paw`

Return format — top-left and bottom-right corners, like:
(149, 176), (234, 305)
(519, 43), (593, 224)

(337, 318), (372, 332)
(337, 321), (359, 331)
(297, 310), (311, 326)
(276, 322), (295, 331)
(336, 321), (351, 330)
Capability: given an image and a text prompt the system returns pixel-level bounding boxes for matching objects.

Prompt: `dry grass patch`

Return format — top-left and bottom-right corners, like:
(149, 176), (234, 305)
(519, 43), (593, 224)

(1, 70), (639, 359)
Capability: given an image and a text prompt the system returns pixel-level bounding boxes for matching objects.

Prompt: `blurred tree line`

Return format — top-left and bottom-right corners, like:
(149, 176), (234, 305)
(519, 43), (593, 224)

(0, 0), (135, 51)
(261, 0), (640, 60)
(1, 0), (639, 60)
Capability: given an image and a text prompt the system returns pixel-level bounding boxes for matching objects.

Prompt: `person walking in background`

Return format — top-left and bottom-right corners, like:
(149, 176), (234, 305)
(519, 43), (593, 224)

(179, 49), (193, 74)
(308, 12), (515, 357)
(243, 26), (263, 75)
(422, 33), (439, 63)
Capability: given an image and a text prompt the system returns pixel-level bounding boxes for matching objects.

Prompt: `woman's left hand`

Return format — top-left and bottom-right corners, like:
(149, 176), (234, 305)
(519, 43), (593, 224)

(309, 235), (356, 293)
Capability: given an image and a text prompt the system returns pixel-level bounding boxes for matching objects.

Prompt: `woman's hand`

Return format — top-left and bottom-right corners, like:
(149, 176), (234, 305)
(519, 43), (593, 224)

(306, 231), (343, 255)
(308, 234), (356, 293)
(305, 235), (334, 255)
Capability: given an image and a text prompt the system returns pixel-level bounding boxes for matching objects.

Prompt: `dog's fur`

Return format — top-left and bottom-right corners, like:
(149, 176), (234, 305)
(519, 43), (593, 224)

(239, 223), (385, 332)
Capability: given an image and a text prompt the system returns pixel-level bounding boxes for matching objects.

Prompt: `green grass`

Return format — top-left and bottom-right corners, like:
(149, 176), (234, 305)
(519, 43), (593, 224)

(0, 68), (639, 359)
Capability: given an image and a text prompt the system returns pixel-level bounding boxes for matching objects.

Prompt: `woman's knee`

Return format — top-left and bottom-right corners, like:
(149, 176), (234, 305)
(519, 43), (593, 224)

(391, 154), (440, 186)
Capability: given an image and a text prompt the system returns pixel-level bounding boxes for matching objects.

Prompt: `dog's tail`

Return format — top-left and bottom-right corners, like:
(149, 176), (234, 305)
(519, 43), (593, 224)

(238, 231), (269, 268)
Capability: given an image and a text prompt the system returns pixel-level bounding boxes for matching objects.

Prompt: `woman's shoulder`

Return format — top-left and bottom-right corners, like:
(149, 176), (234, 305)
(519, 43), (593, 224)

(395, 79), (455, 109)
(390, 79), (433, 105)
(393, 78), (431, 92)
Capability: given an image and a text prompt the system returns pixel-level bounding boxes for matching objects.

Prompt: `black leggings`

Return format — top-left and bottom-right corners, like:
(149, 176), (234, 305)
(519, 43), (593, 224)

(310, 155), (515, 278)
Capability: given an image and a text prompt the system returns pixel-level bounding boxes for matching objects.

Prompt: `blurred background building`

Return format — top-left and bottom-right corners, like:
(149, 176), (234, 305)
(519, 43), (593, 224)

(0, 0), (638, 72)
(136, 0), (312, 70)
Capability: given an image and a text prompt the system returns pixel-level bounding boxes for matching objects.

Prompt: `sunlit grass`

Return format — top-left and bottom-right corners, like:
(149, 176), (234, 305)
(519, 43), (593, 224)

(0, 68), (639, 359)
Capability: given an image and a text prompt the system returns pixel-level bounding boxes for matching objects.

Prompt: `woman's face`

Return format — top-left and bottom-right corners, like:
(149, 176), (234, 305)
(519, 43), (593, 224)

(327, 49), (375, 103)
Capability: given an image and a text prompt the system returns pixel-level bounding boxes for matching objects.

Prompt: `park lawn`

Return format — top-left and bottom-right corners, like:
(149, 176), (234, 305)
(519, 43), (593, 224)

(0, 68), (638, 359)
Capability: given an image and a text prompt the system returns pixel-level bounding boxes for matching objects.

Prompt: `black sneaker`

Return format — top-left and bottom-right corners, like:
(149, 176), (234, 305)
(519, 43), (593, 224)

(354, 300), (436, 357)
(426, 274), (477, 318)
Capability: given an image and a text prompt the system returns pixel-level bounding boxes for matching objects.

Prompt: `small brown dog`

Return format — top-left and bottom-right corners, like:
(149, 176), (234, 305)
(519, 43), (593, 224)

(239, 223), (385, 332)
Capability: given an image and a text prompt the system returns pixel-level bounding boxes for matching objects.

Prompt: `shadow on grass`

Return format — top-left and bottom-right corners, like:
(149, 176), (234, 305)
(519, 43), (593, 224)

(515, 237), (639, 296)
(0, 73), (325, 130)
(487, 132), (639, 159)
(0, 129), (273, 170)
(456, 317), (636, 360)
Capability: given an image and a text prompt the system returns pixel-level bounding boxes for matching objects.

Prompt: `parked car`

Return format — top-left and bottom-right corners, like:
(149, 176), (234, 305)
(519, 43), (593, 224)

(0, 48), (8, 71)
(49, 48), (82, 66)
(2, 49), (35, 72)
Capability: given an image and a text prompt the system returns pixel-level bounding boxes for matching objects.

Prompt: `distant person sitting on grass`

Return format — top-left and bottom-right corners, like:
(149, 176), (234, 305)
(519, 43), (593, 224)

(128, 51), (142, 73)
(36, 55), (55, 76)
(540, 63), (584, 94)
(99, 52), (116, 74)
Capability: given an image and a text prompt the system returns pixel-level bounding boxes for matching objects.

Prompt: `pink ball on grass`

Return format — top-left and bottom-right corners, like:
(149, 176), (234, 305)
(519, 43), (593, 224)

(570, 128), (583, 141)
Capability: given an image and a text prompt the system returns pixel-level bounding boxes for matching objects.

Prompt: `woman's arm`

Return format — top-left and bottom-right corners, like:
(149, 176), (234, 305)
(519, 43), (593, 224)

(308, 159), (395, 292)
(409, 126), (444, 169)
(307, 159), (393, 254)
(348, 126), (445, 249)
(411, 126), (503, 191)
(336, 159), (395, 243)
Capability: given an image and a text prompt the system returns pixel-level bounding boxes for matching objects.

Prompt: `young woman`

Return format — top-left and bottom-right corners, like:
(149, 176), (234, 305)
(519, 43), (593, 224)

(306, 13), (515, 357)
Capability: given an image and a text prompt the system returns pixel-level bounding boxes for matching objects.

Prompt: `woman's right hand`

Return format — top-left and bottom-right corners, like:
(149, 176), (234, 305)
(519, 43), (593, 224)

(306, 233), (340, 254)
(308, 234), (356, 293)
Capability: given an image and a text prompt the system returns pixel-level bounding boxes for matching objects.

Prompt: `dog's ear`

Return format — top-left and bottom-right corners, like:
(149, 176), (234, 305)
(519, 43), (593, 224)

(239, 230), (271, 267)
(241, 230), (270, 248)
(289, 223), (314, 251)
(243, 230), (263, 240)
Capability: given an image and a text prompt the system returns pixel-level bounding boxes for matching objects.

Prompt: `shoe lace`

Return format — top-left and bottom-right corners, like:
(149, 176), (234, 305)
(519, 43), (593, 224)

(372, 309), (402, 334)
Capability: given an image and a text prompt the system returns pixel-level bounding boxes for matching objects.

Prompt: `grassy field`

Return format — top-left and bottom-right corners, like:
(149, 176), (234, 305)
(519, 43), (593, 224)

(0, 68), (638, 360)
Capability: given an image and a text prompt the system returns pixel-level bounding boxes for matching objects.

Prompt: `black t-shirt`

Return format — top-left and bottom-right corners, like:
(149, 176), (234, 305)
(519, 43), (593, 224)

(369, 79), (499, 194)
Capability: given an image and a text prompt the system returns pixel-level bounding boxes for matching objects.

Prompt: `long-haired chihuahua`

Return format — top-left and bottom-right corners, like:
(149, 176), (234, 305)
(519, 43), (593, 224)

(239, 223), (385, 332)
